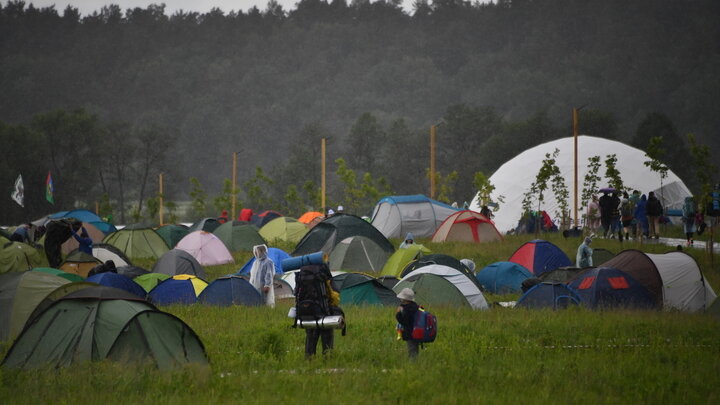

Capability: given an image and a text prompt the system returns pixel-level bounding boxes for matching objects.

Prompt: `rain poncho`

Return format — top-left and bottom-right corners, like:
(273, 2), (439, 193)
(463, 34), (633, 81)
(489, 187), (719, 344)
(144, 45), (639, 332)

(399, 233), (415, 249)
(249, 244), (275, 307)
(576, 238), (593, 268)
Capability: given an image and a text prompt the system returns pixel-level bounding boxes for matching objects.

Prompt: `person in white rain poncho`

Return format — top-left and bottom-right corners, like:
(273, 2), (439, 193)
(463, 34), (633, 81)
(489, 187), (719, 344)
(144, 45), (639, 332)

(249, 244), (275, 308)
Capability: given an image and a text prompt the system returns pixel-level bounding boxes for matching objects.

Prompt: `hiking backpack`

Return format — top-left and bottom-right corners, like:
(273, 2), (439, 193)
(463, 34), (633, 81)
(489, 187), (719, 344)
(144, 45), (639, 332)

(411, 309), (438, 343)
(294, 264), (331, 322)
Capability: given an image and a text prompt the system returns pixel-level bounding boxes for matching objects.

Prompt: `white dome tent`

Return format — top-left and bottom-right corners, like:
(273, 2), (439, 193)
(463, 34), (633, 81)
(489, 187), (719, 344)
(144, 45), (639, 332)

(471, 136), (692, 234)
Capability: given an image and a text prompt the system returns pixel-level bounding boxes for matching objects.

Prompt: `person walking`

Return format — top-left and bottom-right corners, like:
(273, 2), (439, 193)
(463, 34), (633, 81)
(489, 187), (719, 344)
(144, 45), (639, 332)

(395, 288), (420, 359)
(576, 236), (593, 268)
(682, 196), (697, 246)
(619, 192), (635, 241)
(646, 192), (664, 239)
(249, 244), (275, 308)
(634, 194), (649, 239)
(586, 195), (601, 233)
(598, 191), (613, 238)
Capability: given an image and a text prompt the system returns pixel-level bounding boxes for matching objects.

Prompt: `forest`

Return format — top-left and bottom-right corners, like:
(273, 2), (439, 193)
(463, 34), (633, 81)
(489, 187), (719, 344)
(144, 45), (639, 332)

(1, 0), (719, 224)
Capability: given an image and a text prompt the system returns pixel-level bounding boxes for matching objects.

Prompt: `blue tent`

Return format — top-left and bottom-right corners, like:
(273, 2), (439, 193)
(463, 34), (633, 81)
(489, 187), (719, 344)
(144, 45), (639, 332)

(236, 247), (290, 275)
(516, 282), (581, 309)
(508, 239), (572, 277)
(148, 276), (208, 305)
(48, 209), (103, 223)
(567, 267), (657, 310)
(476, 261), (534, 294)
(85, 272), (147, 298)
(198, 276), (263, 306)
(88, 221), (117, 235)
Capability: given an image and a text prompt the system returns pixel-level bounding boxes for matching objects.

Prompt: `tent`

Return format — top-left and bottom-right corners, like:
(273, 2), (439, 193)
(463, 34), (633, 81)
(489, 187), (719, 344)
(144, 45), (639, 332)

(508, 239), (572, 277)
(538, 266), (589, 283)
(155, 224), (190, 249)
(592, 248), (615, 265)
(470, 136), (693, 233)
(395, 264), (489, 310)
(103, 226), (169, 260)
(272, 277), (295, 301)
(339, 278), (399, 306)
(0, 242), (48, 273)
(333, 272), (374, 290)
(393, 273), (470, 308)
(116, 265), (149, 279)
(59, 251), (101, 278)
(88, 221), (117, 235)
(32, 267), (85, 282)
(377, 275), (400, 290)
(379, 244), (431, 278)
(88, 243), (132, 267)
(0, 270), (70, 341)
(601, 250), (717, 312)
(370, 194), (461, 239)
(47, 209), (102, 223)
(568, 267), (657, 309)
(153, 249), (207, 279)
(298, 211), (324, 225)
(134, 273), (171, 293)
(259, 217), (309, 244)
(2, 286), (208, 369)
(175, 231), (234, 266)
(292, 213), (395, 257)
(476, 261), (534, 294)
(86, 272), (147, 298)
(236, 247), (289, 275)
(213, 221), (266, 252)
(516, 282), (582, 309)
(431, 210), (503, 243)
(60, 222), (106, 255)
(328, 235), (391, 273)
(251, 210), (283, 228)
(148, 275), (209, 305)
(188, 217), (221, 233)
(400, 254), (482, 291)
(198, 276), (263, 306)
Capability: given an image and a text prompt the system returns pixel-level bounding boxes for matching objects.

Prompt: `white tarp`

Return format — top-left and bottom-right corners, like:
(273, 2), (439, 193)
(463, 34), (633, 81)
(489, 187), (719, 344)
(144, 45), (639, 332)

(470, 136), (692, 234)
(647, 252), (717, 312)
(371, 195), (460, 239)
(396, 264), (489, 310)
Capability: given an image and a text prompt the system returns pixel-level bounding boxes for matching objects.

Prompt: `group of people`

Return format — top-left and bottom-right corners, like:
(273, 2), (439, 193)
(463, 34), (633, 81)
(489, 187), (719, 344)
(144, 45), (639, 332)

(586, 189), (665, 241)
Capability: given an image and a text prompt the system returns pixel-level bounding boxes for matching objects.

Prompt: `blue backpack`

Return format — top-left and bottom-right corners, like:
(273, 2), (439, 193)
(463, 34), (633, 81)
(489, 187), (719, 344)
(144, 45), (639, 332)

(411, 309), (438, 343)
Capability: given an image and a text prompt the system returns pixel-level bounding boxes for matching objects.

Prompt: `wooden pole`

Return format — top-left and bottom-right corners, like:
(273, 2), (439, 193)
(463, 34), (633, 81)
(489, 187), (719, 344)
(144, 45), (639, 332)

(573, 108), (579, 229)
(232, 152), (237, 220)
(430, 125), (436, 199)
(95, 201), (99, 215)
(321, 138), (326, 211)
(158, 173), (164, 226)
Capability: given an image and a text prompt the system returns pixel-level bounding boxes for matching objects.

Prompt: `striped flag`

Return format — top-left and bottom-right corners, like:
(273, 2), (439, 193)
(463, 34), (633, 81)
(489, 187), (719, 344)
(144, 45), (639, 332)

(45, 171), (54, 204)
(11, 174), (24, 207)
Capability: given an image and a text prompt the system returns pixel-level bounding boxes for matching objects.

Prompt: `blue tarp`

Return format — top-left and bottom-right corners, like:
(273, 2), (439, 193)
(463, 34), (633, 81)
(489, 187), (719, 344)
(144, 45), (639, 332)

(198, 276), (263, 306)
(476, 261), (534, 294)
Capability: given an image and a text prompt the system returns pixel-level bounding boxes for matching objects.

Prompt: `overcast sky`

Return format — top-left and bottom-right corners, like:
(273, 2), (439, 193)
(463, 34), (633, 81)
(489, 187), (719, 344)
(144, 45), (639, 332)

(24, 0), (418, 16)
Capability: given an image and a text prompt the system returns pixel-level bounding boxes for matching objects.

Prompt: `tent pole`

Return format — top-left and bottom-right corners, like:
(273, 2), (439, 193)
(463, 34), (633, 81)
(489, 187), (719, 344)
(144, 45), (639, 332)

(232, 152), (237, 220)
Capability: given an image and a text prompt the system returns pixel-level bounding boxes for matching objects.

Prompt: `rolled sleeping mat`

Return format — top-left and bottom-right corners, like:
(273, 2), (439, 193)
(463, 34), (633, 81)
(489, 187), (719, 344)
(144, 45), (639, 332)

(281, 251), (327, 271)
(297, 315), (345, 330)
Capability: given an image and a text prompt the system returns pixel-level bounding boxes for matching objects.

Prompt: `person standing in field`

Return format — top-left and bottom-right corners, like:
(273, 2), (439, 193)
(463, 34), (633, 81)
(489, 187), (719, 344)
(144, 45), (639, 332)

(646, 191), (664, 239)
(586, 195), (601, 234)
(395, 288), (420, 359)
(634, 194), (649, 239)
(249, 244), (275, 308)
(576, 236), (593, 268)
(682, 196), (697, 246)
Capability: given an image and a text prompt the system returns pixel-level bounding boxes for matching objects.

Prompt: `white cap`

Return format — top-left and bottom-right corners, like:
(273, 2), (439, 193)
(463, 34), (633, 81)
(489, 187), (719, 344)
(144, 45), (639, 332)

(396, 288), (415, 302)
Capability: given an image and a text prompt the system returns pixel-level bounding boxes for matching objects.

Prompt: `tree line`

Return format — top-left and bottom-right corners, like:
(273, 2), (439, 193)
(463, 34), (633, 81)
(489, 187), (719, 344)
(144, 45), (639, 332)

(1, 0), (718, 224)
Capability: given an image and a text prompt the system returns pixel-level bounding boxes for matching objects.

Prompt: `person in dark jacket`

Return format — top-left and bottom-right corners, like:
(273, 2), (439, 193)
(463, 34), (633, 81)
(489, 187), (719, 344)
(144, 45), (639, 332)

(646, 192), (664, 239)
(70, 225), (93, 255)
(395, 288), (420, 359)
(598, 191), (613, 238)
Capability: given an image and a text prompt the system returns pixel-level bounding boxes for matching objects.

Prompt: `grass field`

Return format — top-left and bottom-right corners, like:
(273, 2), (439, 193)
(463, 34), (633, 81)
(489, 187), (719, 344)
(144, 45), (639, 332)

(1, 230), (719, 404)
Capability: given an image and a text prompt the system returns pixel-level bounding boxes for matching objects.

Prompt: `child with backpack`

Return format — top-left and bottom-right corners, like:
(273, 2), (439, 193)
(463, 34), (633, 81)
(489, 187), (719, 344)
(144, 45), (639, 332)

(395, 288), (437, 359)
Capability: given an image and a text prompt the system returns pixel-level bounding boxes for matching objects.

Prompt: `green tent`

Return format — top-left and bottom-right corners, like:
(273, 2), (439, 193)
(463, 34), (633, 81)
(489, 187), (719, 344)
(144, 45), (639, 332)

(134, 273), (171, 292)
(213, 221), (265, 252)
(380, 244), (431, 278)
(103, 227), (169, 260)
(259, 217), (308, 244)
(155, 224), (190, 249)
(32, 267), (85, 282)
(0, 271), (70, 341)
(339, 278), (400, 306)
(328, 235), (391, 273)
(393, 273), (469, 308)
(292, 213), (395, 256)
(59, 251), (102, 278)
(2, 286), (208, 369)
(0, 242), (48, 273)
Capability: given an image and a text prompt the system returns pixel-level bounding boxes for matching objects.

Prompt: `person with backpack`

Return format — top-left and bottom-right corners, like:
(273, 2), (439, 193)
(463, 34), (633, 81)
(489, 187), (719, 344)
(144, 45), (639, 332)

(395, 288), (421, 359)
(619, 192), (635, 241)
(682, 196), (697, 246)
(249, 244), (275, 308)
(646, 191), (664, 239)
(294, 263), (342, 358)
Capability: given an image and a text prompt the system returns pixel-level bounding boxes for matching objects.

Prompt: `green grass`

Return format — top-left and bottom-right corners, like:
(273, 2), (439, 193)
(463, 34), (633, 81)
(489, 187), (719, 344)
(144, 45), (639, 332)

(1, 232), (719, 404)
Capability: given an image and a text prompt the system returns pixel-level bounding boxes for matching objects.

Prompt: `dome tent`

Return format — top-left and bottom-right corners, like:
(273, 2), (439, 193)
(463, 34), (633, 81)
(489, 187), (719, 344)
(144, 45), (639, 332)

(431, 210), (503, 243)
(371, 194), (461, 239)
(508, 240), (572, 277)
(395, 264), (489, 310)
(476, 261), (534, 294)
(471, 135), (692, 233)
(292, 213), (394, 257)
(568, 267), (657, 310)
(175, 231), (234, 266)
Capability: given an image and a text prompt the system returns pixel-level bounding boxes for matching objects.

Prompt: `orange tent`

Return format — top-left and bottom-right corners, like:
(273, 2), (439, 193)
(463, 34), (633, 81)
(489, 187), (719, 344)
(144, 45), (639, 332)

(298, 211), (324, 224)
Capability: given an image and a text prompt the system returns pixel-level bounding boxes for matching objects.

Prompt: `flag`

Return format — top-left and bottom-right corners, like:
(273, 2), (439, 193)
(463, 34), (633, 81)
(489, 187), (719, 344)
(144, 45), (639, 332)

(46, 171), (54, 204)
(11, 174), (24, 207)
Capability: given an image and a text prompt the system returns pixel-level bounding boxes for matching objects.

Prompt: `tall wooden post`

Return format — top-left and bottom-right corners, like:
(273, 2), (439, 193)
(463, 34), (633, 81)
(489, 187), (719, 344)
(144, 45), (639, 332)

(430, 125), (436, 199)
(159, 173), (164, 226)
(321, 138), (326, 211)
(573, 108), (579, 229)
(232, 152), (237, 220)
